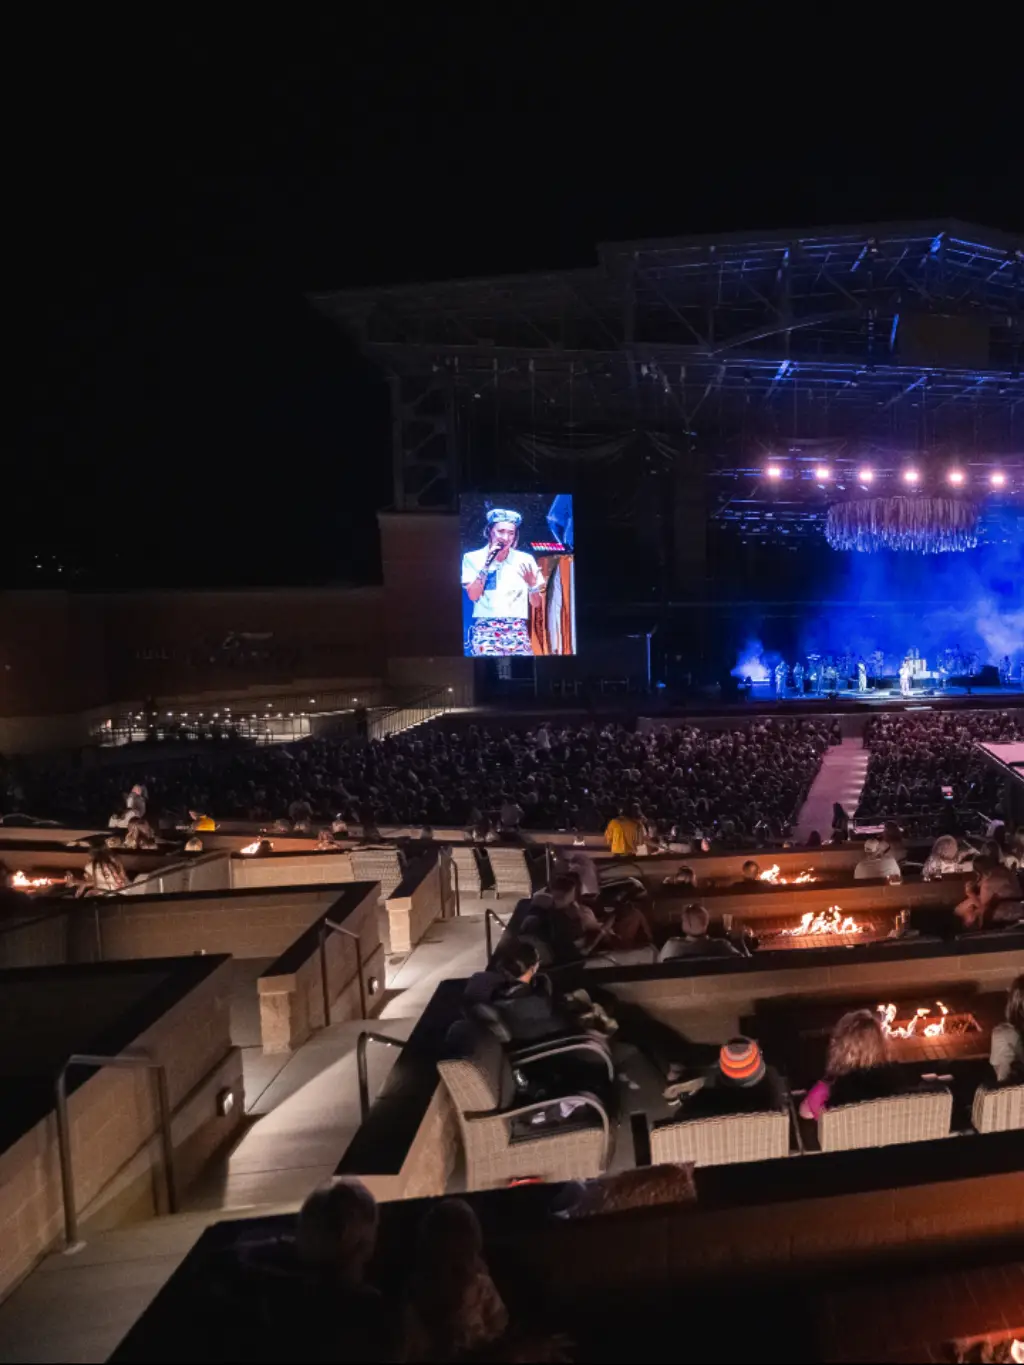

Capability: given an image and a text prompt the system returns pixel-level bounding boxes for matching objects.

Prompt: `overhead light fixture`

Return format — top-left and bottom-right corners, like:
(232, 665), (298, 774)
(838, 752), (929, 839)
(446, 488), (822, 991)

(766, 465), (783, 480)
(857, 467), (874, 484)
(948, 469), (965, 486)
(990, 471), (1006, 488)
(815, 466), (831, 481)
(902, 469), (920, 485)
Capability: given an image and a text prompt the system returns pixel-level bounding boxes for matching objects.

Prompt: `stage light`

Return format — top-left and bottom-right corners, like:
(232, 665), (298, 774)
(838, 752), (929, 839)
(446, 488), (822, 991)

(857, 467), (874, 484)
(766, 465), (783, 480)
(947, 469), (965, 486)
(902, 469), (920, 485)
(990, 471), (1006, 488)
(815, 466), (831, 481)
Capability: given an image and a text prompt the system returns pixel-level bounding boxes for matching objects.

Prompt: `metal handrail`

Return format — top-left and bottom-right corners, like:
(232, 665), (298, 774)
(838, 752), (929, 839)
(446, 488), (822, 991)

(484, 907), (509, 960)
(55, 1052), (176, 1251)
(356, 1031), (407, 1122)
(442, 848), (461, 919)
(319, 917), (366, 1025)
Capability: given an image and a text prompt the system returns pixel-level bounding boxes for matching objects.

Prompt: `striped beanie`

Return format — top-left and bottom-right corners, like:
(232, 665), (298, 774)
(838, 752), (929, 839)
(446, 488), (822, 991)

(718, 1037), (766, 1088)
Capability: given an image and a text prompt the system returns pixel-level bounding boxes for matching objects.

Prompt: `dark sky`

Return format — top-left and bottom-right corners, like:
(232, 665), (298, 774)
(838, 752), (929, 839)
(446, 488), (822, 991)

(8, 18), (1023, 591)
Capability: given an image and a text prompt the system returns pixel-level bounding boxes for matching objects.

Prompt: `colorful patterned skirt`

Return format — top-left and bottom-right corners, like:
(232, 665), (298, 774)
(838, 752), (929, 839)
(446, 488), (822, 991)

(469, 617), (533, 657)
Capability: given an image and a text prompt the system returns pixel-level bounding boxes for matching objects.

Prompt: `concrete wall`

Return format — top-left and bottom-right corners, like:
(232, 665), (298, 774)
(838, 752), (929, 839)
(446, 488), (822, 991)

(0, 959), (244, 1302)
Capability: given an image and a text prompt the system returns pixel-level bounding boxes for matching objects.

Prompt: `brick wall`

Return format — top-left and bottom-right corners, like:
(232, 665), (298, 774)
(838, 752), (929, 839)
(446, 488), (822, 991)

(257, 885), (384, 1053)
(0, 959), (243, 1302)
(386, 856), (451, 956)
(230, 851), (354, 890)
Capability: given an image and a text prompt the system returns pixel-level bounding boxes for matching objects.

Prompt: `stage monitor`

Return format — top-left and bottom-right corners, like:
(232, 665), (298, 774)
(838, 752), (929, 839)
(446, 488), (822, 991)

(459, 493), (576, 657)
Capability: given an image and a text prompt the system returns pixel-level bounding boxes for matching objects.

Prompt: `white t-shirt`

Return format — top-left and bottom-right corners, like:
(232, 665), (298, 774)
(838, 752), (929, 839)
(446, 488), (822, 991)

(461, 547), (543, 620)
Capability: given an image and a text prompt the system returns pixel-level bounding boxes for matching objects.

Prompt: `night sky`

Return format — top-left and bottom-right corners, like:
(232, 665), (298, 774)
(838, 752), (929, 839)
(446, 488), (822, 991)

(9, 19), (1023, 592)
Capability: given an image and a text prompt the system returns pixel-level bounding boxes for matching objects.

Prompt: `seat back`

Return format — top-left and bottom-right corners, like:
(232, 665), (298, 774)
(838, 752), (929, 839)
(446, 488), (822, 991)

(972, 1083), (1024, 1133)
(487, 847), (533, 898)
(650, 1111), (790, 1168)
(819, 1089), (952, 1152)
(350, 849), (404, 899)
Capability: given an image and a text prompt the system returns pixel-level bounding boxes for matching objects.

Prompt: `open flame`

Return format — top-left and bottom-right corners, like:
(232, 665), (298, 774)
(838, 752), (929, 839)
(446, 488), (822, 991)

(10, 870), (62, 891)
(878, 1000), (950, 1039)
(240, 841), (262, 855)
(1010, 1340), (1023, 1364)
(782, 905), (863, 936)
(759, 864), (816, 885)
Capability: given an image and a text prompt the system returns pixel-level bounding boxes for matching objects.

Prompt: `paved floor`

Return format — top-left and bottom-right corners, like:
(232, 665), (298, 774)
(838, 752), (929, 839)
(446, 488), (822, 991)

(793, 738), (870, 844)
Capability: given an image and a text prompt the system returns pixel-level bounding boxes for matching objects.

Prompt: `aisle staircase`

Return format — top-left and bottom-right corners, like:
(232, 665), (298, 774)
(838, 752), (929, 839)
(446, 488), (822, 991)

(793, 738), (871, 844)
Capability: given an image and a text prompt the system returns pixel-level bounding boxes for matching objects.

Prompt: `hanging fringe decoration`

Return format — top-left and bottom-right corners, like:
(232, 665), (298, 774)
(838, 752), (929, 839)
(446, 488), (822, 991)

(825, 496), (979, 553)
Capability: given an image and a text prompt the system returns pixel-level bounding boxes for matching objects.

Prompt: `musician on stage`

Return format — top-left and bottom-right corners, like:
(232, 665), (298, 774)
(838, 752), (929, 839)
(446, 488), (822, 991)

(461, 508), (546, 656)
(793, 661), (804, 694)
(774, 661), (787, 698)
(899, 659), (913, 697)
(857, 658), (868, 692)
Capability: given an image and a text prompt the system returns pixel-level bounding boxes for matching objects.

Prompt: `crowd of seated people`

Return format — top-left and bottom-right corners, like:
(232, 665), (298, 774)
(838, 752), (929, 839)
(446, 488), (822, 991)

(201, 1176), (571, 1362)
(858, 710), (1024, 835)
(1, 717), (833, 847)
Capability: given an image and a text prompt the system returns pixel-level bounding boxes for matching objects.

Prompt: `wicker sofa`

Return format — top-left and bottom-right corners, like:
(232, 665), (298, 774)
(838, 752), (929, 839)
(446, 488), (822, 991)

(819, 1089), (953, 1152)
(649, 1109), (791, 1168)
(972, 1082), (1024, 1133)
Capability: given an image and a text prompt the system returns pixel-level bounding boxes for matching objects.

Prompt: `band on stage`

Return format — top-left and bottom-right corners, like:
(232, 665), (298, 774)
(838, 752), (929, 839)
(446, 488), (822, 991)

(753, 649), (1019, 698)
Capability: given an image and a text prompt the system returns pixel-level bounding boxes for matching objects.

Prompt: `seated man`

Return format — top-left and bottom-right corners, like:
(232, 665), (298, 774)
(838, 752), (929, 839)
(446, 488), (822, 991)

(520, 873), (605, 964)
(854, 838), (901, 881)
(736, 859), (762, 885)
(667, 1037), (787, 1117)
(955, 855), (1024, 929)
(662, 864), (696, 889)
(464, 937), (578, 1044)
(658, 903), (741, 962)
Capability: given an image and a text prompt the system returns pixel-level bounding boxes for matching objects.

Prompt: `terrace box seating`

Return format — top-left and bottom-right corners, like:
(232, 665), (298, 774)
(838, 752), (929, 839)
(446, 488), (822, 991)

(818, 1089), (953, 1152)
(437, 1031), (612, 1189)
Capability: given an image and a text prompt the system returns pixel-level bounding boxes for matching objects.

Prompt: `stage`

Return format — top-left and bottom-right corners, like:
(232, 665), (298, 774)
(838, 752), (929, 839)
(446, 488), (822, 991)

(742, 681), (1024, 708)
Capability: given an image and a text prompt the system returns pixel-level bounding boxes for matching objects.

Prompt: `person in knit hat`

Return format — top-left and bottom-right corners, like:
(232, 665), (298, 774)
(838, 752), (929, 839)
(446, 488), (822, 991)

(670, 1036), (787, 1119)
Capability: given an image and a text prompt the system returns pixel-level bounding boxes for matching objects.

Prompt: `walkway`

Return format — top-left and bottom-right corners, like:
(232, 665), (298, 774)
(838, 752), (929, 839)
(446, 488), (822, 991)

(793, 738), (870, 844)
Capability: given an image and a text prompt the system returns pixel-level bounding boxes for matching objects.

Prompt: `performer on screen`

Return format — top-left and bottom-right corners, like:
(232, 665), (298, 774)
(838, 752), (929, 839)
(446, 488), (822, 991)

(461, 508), (546, 656)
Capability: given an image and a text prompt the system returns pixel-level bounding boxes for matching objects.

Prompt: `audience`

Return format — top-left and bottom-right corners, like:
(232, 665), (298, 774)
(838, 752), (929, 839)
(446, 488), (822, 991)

(859, 711), (1023, 835)
(401, 1199), (508, 1362)
(853, 837), (901, 881)
(464, 938), (578, 1044)
(955, 855), (1024, 929)
(80, 846), (129, 894)
(658, 903), (741, 962)
(2, 716), (831, 848)
(799, 1010), (899, 1121)
(921, 833), (973, 880)
(989, 974), (1024, 1084)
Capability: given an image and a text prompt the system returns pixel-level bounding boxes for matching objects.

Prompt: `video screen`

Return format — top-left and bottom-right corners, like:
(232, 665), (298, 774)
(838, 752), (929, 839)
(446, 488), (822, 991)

(459, 493), (576, 657)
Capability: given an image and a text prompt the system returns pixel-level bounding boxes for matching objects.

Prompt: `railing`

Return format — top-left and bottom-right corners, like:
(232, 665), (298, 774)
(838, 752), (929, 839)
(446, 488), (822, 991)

(484, 907), (509, 960)
(55, 1052), (176, 1251)
(367, 687), (452, 741)
(442, 848), (461, 919)
(319, 917), (366, 1025)
(356, 1031), (407, 1122)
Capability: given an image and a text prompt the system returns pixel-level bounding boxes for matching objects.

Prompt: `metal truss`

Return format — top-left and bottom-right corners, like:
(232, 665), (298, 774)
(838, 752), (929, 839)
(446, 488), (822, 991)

(312, 220), (1023, 509)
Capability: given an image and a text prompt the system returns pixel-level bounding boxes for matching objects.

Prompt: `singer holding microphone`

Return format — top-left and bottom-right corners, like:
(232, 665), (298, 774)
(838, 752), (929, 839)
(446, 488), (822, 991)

(461, 507), (546, 656)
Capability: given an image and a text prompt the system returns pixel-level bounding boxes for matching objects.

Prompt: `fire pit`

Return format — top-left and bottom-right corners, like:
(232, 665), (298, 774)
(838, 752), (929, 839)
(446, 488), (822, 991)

(9, 870), (66, 893)
(754, 905), (887, 951)
(758, 864), (817, 885)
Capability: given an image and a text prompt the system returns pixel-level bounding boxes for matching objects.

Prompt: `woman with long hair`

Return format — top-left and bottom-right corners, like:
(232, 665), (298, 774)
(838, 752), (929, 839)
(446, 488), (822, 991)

(799, 1009), (897, 1120)
(990, 974), (1024, 1083)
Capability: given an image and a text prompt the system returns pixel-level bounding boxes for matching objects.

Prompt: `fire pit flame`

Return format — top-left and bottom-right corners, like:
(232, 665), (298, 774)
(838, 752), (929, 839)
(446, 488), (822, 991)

(781, 905), (863, 937)
(759, 864), (817, 885)
(240, 841), (262, 856)
(10, 870), (62, 891)
(878, 999), (951, 1039)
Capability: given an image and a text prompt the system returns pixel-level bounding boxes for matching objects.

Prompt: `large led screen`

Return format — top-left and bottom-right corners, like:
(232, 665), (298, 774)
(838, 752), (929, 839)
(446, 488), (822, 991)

(459, 493), (576, 657)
